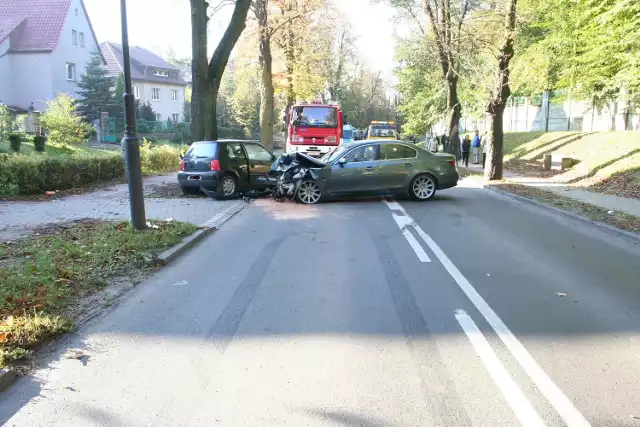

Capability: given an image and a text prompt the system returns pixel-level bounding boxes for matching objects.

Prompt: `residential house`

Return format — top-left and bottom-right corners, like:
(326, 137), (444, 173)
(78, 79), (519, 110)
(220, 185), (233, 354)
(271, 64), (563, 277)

(0, 0), (103, 113)
(100, 42), (187, 122)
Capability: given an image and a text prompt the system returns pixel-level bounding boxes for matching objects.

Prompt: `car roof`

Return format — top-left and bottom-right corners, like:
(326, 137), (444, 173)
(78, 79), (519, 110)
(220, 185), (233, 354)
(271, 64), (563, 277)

(191, 139), (261, 144)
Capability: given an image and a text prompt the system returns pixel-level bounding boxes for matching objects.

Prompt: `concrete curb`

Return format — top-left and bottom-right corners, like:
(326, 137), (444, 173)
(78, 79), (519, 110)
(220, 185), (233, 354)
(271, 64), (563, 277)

(484, 186), (640, 245)
(0, 369), (17, 392)
(153, 201), (246, 266)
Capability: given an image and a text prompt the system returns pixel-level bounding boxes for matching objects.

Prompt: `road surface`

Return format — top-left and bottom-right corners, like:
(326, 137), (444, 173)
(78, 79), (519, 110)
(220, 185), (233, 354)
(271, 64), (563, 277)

(2, 183), (640, 426)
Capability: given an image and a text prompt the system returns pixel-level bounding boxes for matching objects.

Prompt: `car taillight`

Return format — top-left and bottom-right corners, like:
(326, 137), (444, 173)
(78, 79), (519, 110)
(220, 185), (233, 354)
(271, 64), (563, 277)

(210, 160), (221, 171)
(180, 161), (185, 171)
(449, 159), (457, 167)
(325, 135), (337, 143)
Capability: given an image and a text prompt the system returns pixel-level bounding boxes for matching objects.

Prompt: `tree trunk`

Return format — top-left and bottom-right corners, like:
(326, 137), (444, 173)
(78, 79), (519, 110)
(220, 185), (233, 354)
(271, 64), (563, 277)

(484, 0), (518, 181)
(256, 0), (275, 149)
(190, 0), (251, 142)
(190, 0), (208, 142)
(446, 75), (461, 158)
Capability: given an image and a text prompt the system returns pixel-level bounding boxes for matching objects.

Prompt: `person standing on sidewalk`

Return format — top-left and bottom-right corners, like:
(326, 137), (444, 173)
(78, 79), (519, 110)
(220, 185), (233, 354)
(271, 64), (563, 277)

(482, 131), (488, 168)
(472, 130), (481, 164)
(461, 135), (471, 167)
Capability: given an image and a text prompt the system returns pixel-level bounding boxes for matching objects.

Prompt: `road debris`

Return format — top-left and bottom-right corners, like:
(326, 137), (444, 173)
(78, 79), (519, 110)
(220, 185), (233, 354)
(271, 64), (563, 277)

(64, 349), (86, 360)
(555, 292), (568, 297)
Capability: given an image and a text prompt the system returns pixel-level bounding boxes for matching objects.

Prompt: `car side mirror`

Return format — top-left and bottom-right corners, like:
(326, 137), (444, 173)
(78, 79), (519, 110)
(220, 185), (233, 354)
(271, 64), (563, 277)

(338, 157), (347, 166)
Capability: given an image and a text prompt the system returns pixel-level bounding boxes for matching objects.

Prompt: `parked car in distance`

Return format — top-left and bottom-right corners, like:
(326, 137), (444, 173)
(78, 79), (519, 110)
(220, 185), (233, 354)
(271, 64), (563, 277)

(177, 140), (276, 199)
(293, 140), (458, 204)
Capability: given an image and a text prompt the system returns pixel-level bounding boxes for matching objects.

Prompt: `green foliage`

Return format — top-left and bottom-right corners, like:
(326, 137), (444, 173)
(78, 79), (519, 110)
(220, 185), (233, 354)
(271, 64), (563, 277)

(0, 104), (15, 141)
(172, 122), (192, 144)
(8, 134), (21, 152)
(77, 52), (116, 121)
(33, 136), (47, 152)
(137, 102), (157, 122)
(40, 93), (93, 146)
(139, 139), (181, 175)
(0, 153), (124, 196)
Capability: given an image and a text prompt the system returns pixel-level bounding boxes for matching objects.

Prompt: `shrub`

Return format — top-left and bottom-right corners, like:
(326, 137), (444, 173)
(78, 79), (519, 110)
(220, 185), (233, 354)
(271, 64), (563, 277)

(139, 139), (181, 175)
(8, 134), (21, 152)
(40, 93), (93, 146)
(33, 135), (47, 152)
(0, 153), (125, 196)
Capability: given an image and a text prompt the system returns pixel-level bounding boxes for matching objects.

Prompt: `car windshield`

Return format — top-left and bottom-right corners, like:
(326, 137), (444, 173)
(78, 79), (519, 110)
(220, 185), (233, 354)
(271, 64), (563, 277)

(343, 129), (353, 139)
(185, 142), (217, 158)
(323, 145), (351, 163)
(291, 107), (337, 127)
(369, 125), (396, 138)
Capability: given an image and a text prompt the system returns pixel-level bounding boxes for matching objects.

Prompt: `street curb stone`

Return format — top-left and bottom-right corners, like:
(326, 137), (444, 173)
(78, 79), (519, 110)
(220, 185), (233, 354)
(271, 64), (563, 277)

(0, 369), (17, 392)
(484, 186), (640, 245)
(153, 201), (246, 266)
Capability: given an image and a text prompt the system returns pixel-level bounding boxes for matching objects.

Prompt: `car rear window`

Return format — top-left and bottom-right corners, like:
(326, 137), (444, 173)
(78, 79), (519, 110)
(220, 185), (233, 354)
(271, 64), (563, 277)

(185, 142), (218, 158)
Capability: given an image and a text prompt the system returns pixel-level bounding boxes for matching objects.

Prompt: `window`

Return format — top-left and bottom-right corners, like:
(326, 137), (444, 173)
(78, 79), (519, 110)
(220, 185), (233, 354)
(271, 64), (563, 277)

(72, 30), (77, 46)
(154, 70), (169, 77)
(380, 144), (417, 160)
(291, 106), (337, 127)
(154, 114), (161, 121)
(185, 142), (218, 159)
(133, 85), (140, 99)
(225, 143), (245, 160)
(344, 144), (379, 162)
(172, 113), (179, 122)
(151, 88), (160, 100)
(243, 144), (273, 162)
(66, 63), (76, 81)
(171, 89), (178, 101)
(79, 32), (85, 47)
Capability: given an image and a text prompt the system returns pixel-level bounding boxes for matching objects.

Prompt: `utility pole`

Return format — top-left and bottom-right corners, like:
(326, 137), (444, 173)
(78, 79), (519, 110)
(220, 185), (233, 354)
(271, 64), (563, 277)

(120, 0), (146, 229)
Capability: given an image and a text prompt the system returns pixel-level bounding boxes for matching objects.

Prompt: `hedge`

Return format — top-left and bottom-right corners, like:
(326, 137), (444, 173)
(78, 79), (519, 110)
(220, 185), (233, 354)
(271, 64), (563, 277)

(0, 144), (181, 196)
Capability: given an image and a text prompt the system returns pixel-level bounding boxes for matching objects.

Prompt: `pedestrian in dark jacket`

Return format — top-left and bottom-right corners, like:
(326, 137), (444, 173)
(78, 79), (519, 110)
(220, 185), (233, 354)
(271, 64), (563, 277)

(461, 135), (471, 167)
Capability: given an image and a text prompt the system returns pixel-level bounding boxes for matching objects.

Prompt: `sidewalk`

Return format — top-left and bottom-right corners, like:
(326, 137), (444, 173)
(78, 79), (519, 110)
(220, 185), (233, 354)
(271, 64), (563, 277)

(0, 174), (242, 241)
(463, 163), (640, 217)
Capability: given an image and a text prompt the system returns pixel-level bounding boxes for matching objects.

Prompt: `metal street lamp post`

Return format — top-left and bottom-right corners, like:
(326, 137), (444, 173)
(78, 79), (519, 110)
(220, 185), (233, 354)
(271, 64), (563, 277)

(120, 0), (146, 229)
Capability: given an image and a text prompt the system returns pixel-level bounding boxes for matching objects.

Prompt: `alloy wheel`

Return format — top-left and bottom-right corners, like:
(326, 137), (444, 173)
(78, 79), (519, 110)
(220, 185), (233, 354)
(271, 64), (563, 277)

(297, 181), (322, 204)
(412, 175), (436, 200)
(222, 177), (236, 196)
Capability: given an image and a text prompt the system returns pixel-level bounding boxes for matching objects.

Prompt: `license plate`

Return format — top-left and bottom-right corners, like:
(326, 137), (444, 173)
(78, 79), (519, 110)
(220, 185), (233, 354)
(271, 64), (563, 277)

(187, 175), (201, 180)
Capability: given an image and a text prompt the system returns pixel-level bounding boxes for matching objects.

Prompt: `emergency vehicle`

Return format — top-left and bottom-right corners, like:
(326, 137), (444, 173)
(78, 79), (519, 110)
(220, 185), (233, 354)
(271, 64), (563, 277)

(285, 100), (344, 157)
(366, 120), (399, 140)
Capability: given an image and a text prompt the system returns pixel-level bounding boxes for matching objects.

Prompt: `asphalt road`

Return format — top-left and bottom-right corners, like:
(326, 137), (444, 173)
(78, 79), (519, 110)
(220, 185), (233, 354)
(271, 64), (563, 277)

(2, 182), (640, 427)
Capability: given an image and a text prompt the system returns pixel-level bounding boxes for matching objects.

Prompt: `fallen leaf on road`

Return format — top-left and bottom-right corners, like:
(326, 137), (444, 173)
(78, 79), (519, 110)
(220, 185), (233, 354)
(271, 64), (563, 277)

(486, 273), (491, 277)
(555, 292), (568, 297)
(64, 349), (85, 360)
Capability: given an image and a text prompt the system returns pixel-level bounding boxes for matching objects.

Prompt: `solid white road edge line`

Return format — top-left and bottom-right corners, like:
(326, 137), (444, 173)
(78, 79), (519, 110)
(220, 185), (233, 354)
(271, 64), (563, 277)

(455, 309), (546, 427)
(385, 202), (591, 427)
(391, 212), (431, 262)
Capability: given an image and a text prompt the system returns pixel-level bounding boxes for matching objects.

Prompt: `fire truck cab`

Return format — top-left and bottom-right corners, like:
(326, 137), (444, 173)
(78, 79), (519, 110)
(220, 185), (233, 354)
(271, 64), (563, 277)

(285, 100), (344, 158)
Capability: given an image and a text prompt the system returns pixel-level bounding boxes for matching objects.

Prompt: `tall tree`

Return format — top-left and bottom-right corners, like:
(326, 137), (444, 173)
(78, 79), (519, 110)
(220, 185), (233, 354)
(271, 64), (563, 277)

(190, 0), (252, 141)
(385, 0), (474, 156)
(76, 52), (115, 122)
(254, 0), (275, 149)
(484, 0), (518, 180)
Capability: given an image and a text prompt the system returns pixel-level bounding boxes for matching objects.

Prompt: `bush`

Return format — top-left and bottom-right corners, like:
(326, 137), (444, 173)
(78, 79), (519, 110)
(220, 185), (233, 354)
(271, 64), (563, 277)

(40, 93), (93, 146)
(9, 134), (21, 152)
(33, 135), (47, 152)
(140, 140), (181, 175)
(0, 153), (125, 196)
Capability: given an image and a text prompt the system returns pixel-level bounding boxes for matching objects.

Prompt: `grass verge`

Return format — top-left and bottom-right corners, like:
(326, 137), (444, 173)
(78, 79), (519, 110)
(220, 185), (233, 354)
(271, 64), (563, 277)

(491, 183), (640, 233)
(0, 219), (199, 368)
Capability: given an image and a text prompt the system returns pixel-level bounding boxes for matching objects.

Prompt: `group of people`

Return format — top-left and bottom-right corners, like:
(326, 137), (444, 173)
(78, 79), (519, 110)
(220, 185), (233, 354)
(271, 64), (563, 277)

(459, 130), (487, 168)
(425, 131), (489, 168)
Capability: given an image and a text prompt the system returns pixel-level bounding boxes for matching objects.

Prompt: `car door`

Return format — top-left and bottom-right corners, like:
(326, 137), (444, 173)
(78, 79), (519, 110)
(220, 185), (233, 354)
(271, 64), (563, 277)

(328, 144), (381, 194)
(378, 143), (419, 189)
(222, 142), (250, 189)
(242, 143), (275, 188)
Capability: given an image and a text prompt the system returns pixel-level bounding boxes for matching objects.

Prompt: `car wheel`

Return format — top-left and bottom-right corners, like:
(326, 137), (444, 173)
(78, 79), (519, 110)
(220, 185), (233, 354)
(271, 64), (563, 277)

(409, 174), (437, 201)
(215, 175), (237, 200)
(295, 180), (322, 204)
(181, 186), (200, 195)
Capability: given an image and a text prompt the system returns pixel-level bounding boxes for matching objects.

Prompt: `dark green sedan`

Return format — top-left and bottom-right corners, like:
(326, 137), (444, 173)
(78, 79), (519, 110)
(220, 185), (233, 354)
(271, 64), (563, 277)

(294, 139), (459, 204)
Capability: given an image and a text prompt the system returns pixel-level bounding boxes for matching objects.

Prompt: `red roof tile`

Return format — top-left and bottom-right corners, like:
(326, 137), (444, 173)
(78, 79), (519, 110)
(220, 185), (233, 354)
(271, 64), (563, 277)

(0, 0), (71, 52)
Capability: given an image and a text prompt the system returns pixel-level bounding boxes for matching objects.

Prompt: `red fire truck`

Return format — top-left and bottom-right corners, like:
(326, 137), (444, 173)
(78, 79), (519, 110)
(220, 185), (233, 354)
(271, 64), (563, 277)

(285, 100), (344, 157)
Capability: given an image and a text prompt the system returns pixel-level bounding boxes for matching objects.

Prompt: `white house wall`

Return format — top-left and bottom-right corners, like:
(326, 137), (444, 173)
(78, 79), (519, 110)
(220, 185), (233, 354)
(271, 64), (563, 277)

(137, 81), (184, 121)
(9, 53), (54, 111)
(50, 0), (102, 101)
(0, 39), (12, 105)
